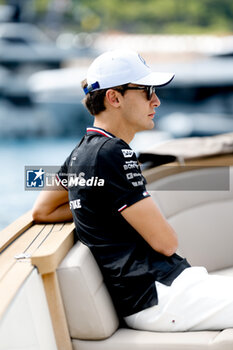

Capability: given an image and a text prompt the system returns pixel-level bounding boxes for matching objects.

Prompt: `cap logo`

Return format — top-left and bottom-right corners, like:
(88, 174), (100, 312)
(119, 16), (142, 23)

(138, 54), (149, 68)
(83, 81), (100, 95)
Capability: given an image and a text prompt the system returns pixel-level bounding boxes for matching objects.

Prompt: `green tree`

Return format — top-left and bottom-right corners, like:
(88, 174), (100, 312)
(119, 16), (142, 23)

(72, 0), (233, 34)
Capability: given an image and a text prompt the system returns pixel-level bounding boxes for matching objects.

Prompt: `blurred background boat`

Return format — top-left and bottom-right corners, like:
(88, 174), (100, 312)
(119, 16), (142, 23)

(26, 55), (233, 138)
(0, 22), (98, 69)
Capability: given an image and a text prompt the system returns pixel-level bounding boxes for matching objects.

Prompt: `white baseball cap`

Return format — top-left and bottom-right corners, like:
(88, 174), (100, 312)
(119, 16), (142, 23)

(84, 49), (174, 94)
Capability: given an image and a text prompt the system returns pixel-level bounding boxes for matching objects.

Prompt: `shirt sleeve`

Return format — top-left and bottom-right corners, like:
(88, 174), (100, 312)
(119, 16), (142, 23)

(56, 153), (73, 190)
(97, 138), (150, 213)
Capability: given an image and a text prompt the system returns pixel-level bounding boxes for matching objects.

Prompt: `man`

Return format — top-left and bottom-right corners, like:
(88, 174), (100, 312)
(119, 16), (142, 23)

(33, 49), (233, 332)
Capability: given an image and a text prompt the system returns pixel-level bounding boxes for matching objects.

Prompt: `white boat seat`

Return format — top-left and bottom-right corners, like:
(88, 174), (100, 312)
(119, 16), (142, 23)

(57, 165), (233, 349)
(149, 166), (233, 272)
(57, 241), (119, 340)
(57, 239), (233, 350)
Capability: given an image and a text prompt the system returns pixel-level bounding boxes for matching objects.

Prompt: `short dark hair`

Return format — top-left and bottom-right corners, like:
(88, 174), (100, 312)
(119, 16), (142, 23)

(81, 79), (127, 116)
(81, 79), (107, 116)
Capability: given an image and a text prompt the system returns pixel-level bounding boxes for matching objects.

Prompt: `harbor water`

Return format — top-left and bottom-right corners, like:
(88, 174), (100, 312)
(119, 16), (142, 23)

(0, 137), (79, 231)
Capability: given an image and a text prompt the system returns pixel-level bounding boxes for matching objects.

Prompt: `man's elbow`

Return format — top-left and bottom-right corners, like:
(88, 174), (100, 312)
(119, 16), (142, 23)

(161, 237), (179, 257)
(162, 245), (178, 257)
(32, 208), (48, 223)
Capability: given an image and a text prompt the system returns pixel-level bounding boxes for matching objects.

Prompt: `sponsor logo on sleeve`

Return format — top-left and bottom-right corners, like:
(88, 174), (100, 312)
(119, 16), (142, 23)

(132, 180), (144, 187)
(126, 172), (142, 180)
(123, 160), (139, 170)
(126, 173), (133, 180)
(121, 149), (134, 158)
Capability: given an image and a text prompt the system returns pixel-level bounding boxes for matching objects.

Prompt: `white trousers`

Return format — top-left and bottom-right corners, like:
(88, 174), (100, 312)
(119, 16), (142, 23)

(124, 267), (233, 332)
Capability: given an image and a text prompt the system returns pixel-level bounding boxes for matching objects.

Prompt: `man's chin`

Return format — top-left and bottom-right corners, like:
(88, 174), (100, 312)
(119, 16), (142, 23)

(135, 121), (155, 134)
(146, 120), (155, 130)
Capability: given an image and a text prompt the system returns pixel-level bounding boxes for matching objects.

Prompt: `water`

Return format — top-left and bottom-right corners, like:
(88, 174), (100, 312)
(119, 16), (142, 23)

(0, 137), (79, 231)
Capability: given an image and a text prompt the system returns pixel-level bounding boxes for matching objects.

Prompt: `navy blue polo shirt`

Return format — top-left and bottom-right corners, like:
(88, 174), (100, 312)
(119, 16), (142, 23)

(57, 127), (190, 317)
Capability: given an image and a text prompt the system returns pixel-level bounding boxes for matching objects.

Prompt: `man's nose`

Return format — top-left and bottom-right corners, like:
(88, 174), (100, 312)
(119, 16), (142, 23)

(151, 93), (161, 108)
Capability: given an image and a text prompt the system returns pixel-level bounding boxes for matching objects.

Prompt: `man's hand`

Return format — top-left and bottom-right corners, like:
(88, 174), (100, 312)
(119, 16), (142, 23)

(32, 184), (72, 223)
(121, 197), (178, 256)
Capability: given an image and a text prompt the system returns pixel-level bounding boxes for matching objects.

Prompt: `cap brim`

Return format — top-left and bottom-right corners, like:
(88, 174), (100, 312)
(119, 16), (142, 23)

(132, 72), (175, 87)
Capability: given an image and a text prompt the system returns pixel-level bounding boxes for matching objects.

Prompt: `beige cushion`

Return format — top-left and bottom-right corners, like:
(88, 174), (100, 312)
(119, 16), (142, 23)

(72, 328), (233, 350)
(169, 199), (233, 272)
(211, 266), (233, 277)
(149, 167), (233, 218)
(149, 167), (233, 272)
(57, 241), (119, 340)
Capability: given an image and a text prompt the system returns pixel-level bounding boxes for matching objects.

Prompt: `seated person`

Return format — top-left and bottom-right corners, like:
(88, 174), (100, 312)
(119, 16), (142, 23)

(33, 49), (233, 332)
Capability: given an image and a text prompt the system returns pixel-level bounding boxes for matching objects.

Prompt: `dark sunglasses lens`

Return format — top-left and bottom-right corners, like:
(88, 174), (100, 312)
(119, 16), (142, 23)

(146, 86), (151, 100)
(146, 86), (153, 100)
(148, 86), (156, 100)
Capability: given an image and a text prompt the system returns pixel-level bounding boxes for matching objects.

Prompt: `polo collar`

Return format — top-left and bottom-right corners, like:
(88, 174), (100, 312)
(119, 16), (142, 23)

(86, 127), (115, 139)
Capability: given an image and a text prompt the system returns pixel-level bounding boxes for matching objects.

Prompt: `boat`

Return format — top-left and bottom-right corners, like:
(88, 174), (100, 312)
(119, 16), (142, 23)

(27, 56), (233, 138)
(0, 22), (81, 69)
(1, 133), (233, 350)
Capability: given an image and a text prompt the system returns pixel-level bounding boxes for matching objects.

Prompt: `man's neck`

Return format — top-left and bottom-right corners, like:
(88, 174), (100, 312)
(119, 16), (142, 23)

(93, 115), (135, 144)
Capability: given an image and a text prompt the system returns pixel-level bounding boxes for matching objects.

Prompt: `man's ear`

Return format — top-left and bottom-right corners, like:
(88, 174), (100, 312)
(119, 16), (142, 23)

(105, 89), (121, 107)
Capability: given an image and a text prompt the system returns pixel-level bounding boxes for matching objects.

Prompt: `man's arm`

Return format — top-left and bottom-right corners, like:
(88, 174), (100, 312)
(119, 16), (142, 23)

(32, 184), (72, 223)
(121, 196), (178, 257)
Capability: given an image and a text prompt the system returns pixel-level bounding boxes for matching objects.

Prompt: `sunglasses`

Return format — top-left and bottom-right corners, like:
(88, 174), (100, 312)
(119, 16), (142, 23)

(115, 85), (156, 100)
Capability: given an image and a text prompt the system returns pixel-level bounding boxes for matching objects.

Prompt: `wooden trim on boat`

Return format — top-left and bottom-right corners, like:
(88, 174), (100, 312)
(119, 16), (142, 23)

(30, 221), (75, 350)
(31, 222), (75, 274)
(0, 210), (33, 253)
(143, 153), (233, 184)
(0, 211), (75, 350)
(43, 272), (73, 350)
